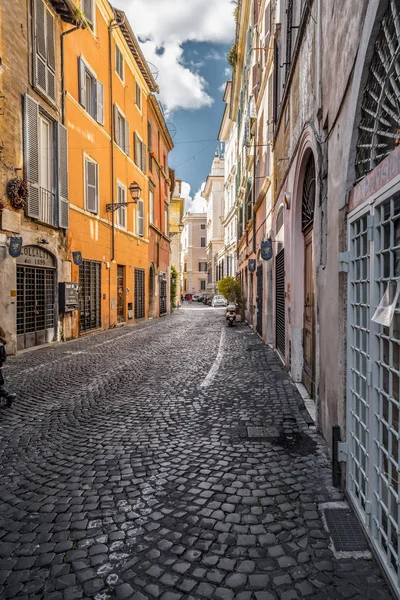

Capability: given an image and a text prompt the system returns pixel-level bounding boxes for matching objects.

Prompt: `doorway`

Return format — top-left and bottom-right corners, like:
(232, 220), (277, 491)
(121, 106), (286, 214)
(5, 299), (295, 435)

(256, 265), (263, 336)
(117, 265), (125, 323)
(301, 153), (316, 396)
(16, 246), (56, 350)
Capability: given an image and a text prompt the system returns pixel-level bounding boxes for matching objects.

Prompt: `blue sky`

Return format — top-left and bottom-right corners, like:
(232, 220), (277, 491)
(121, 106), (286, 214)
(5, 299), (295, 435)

(167, 42), (231, 200)
(115, 0), (236, 210)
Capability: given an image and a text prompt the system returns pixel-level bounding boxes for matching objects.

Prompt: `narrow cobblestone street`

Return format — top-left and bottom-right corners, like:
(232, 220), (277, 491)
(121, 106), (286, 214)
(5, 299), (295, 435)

(0, 307), (393, 600)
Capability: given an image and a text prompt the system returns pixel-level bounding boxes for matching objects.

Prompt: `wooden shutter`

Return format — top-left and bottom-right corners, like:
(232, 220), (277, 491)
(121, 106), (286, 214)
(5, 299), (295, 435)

(24, 95), (40, 219)
(253, 0), (259, 26)
(46, 9), (55, 100)
(96, 80), (104, 125)
(35, 0), (47, 94)
(141, 142), (147, 172)
(83, 0), (93, 23)
(137, 200), (144, 236)
(79, 57), (86, 108)
(147, 120), (152, 151)
(57, 123), (69, 228)
(124, 119), (129, 155)
(134, 132), (141, 168)
(85, 159), (97, 213)
(113, 104), (119, 145)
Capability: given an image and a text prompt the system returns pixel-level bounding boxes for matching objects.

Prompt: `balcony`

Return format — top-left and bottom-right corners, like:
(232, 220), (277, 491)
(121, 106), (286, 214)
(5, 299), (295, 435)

(39, 187), (56, 227)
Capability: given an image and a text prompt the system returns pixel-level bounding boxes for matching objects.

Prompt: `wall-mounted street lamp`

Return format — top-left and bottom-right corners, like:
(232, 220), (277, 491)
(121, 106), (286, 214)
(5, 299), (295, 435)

(169, 223), (184, 238)
(106, 182), (142, 212)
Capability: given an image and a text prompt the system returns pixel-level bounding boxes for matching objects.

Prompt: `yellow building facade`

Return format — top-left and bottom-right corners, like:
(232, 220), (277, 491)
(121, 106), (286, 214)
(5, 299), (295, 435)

(64, 0), (158, 336)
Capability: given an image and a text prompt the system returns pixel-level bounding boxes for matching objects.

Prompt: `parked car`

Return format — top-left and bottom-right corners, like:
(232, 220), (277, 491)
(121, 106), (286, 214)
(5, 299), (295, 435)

(202, 295), (209, 304)
(212, 295), (228, 307)
(207, 295), (215, 306)
(197, 295), (204, 302)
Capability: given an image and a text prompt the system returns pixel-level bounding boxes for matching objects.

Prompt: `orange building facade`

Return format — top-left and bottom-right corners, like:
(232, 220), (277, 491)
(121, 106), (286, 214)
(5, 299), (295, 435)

(64, 0), (171, 336)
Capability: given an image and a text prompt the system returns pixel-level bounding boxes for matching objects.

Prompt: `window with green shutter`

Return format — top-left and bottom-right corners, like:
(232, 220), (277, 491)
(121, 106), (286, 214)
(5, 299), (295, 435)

(34, 0), (56, 102)
(113, 105), (129, 155)
(134, 132), (147, 173)
(136, 199), (144, 237)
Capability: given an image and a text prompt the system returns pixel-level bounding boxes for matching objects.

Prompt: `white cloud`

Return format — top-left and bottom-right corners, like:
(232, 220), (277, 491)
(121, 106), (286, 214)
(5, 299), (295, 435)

(218, 83), (227, 93)
(182, 182), (207, 213)
(204, 49), (225, 61)
(116, 0), (235, 113)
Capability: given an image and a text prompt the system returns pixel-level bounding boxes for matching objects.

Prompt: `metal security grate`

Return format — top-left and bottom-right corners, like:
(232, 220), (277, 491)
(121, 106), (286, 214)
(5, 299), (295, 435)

(373, 193), (400, 581)
(16, 266), (55, 348)
(160, 275), (167, 316)
(276, 248), (285, 358)
(324, 508), (369, 552)
(355, 2), (400, 182)
(349, 214), (370, 514)
(302, 154), (316, 231)
(134, 268), (145, 319)
(79, 260), (101, 333)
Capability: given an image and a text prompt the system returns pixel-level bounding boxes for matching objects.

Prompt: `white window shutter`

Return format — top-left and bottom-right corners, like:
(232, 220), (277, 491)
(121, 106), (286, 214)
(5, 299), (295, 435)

(124, 119), (129, 155)
(79, 57), (86, 108)
(24, 94), (40, 219)
(96, 81), (104, 125)
(113, 104), (119, 145)
(35, 0), (47, 94)
(57, 123), (69, 228)
(46, 9), (55, 100)
(85, 160), (97, 213)
(137, 200), (144, 236)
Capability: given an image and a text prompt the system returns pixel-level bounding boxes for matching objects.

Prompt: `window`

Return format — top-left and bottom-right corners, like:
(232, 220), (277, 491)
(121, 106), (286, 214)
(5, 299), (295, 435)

(134, 133), (147, 172)
(85, 157), (98, 214)
(163, 152), (167, 172)
(79, 58), (104, 124)
(201, 237), (206, 247)
(117, 183), (126, 228)
(184, 262), (187, 272)
(199, 262), (207, 272)
(200, 223), (206, 229)
(24, 94), (69, 228)
(34, 0), (56, 101)
(164, 207), (168, 236)
(115, 45), (124, 80)
(200, 280), (206, 291)
(135, 83), (142, 110)
(136, 199), (144, 236)
(113, 105), (129, 154)
(82, 0), (94, 26)
(149, 187), (154, 224)
(148, 120), (153, 172)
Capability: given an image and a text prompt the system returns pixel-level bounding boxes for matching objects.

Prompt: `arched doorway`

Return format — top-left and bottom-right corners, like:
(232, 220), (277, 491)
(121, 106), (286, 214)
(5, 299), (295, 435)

(301, 154), (316, 396)
(16, 245), (57, 350)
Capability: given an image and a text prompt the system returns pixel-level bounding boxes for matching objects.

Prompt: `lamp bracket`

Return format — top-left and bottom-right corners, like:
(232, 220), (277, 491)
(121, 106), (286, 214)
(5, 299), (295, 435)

(106, 202), (137, 213)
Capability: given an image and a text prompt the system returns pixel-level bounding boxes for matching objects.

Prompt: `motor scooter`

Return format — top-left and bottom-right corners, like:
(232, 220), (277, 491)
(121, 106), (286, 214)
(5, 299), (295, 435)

(226, 303), (237, 326)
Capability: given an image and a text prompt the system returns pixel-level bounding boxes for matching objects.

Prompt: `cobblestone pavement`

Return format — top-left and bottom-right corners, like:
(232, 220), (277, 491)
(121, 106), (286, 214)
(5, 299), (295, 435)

(0, 308), (393, 600)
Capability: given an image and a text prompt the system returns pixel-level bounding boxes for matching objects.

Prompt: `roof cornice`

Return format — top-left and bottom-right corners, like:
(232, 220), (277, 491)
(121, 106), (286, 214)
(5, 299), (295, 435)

(114, 8), (159, 93)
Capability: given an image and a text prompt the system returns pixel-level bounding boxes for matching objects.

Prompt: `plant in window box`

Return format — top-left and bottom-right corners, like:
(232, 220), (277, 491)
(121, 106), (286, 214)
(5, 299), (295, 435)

(6, 178), (28, 210)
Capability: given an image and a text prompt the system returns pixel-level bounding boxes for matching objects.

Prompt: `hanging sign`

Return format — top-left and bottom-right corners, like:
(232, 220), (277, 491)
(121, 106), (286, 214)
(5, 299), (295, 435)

(8, 237), (22, 258)
(72, 251), (83, 266)
(248, 259), (256, 273)
(261, 240), (273, 261)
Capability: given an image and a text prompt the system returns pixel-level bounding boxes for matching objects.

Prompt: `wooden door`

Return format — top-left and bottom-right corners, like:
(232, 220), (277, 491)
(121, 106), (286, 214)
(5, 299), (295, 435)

(303, 230), (315, 396)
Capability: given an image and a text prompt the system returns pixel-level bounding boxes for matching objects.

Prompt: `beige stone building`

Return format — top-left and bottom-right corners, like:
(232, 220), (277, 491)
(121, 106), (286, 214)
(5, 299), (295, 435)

(0, 0), (83, 353)
(169, 178), (184, 306)
(202, 154), (224, 294)
(181, 213), (207, 296)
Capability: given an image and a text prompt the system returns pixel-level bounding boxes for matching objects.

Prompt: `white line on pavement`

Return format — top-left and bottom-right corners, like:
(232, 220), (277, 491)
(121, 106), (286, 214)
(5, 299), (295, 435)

(200, 327), (225, 389)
